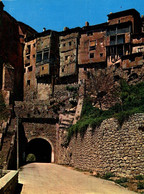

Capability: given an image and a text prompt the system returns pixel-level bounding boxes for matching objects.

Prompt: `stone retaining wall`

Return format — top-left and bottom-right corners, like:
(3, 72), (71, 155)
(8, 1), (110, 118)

(57, 113), (144, 177)
(0, 170), (18, 194)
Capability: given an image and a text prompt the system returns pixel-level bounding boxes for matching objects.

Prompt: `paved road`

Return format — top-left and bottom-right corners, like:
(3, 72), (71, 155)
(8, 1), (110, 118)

(18, 163), (136, 194)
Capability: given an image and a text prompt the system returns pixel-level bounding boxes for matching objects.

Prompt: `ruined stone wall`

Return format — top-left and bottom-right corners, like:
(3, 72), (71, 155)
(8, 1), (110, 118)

(37, 83), (52, 101)
(57, 114), (144, 177)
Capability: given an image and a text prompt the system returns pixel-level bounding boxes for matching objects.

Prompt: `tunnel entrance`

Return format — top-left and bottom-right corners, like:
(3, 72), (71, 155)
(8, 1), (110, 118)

(25, 138), (52, 163)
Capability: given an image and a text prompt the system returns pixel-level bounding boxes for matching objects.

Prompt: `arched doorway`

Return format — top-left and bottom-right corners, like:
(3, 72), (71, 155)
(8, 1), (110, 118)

(25, 138), (52, 163)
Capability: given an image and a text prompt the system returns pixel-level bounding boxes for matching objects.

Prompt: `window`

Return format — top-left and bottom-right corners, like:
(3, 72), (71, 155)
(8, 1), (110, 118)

(100, 53), (103, 57)
(110, 36), (116, 45)
(107, 27), (116, 36)
(69, 42), (72, 46)
(117, 26), (130, 34)
(62, 68), (64, 72)
(63, 43), (66, 47)
(87, 31), (93, 36)
(27, 80), (30, 86)
(42, 67), (44, 70)
(90, 53), (94, 58)
(26, 45), (31, 55)
(36, 52), (42, 63)
(25, 63), (30, 67)
(43, 49), (49, 62)
(26, 55), (30, 59)
(28, 66), (32, 72)
(65, 56), (68, 60)
(117, 35), (125, 44)
(89, 40), (96, 51)
(33, 55), (35, 58)
(33, 43), (35, 47)
(138, 47), (143, 52)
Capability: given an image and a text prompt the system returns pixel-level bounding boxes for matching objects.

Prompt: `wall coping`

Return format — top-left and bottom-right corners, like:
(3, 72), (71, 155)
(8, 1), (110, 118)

(0, 170), (18, 191)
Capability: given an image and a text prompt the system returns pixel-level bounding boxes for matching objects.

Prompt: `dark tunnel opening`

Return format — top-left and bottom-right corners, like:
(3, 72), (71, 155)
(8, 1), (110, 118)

(25, 138), (52, 163)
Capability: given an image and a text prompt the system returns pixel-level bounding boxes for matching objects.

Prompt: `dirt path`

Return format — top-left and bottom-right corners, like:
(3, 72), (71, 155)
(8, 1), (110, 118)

(18, 163), (136, 194)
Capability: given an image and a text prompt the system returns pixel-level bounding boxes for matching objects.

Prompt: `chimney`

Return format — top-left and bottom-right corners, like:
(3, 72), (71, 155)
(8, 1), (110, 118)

(63, 27), (69, 31)
(0, 0), (4, 11)
(85, 21), (89, 27)
(43, 27), (46, 32)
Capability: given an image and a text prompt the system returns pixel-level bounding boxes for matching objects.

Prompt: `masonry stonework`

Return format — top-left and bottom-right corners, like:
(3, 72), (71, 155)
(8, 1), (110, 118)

(57, 114), (144, 177)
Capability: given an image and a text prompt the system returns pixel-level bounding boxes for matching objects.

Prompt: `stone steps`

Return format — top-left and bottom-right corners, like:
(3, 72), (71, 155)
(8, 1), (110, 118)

(59, 113), (75, 130)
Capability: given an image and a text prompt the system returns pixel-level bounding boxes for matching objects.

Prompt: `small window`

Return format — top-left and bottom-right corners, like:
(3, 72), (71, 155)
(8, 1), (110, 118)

(43, 49), (49, 61)
(118, 20), (120, 23)
(138, 47), (143, 52)
(63, 43), (66, 47)
(65, 56), (68, 60)
(36, 52), (42, 63)
(28, 66), (32, 72)
(33, 55), (35, 58)
(25, 63), (30, 67)
(26, 45), (31, 55)
(33, 43), (35, 47)
(42, 67), (44, 70)
(110, 36), (116, 45)
(87, 31), (93, 36)
(69, 42), (72, 46)
(62, 68), (64, 72)
(90, 53), (94, 58)
(26, 55), (30, 59)
(100, 53), (103, 57)
(89, 40), (96, 51)
(27, 80), (30, 86)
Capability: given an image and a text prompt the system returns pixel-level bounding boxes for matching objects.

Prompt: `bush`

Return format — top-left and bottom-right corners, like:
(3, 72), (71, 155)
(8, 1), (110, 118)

(137, 182), (144, 189)
(135, 175), (144, 180)
(66, 86), (78, 92)
(66, 81), (144, 144)
(102, 172), (115, 180)
(115, 177), (128, 184)
(26, 153), (36, 162)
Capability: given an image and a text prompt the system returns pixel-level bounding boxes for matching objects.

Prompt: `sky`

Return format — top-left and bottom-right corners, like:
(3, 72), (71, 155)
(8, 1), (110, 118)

(2, 0), (144, 33)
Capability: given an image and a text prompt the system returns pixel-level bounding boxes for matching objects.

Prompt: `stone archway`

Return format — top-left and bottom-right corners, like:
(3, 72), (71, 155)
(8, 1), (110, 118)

(25, 137), (54, 163)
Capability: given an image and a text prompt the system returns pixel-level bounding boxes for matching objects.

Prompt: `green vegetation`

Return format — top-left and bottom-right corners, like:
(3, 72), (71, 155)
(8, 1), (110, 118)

(115, 177), (128, 184)
(67, 80), (144, 143)
(102, 172), (115, 180)
(66, 85), (78, 92)
(26, 153), (36, 162)
(137, 182), (144, 190)
(135, 175), (144, 180)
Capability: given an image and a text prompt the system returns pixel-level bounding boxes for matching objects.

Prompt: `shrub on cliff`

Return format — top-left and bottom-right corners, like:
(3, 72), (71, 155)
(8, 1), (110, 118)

(66, 81), (144, 144)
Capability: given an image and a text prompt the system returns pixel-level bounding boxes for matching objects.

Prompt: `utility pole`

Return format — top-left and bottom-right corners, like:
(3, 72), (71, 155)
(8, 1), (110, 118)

(17, 117), (19, 170)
